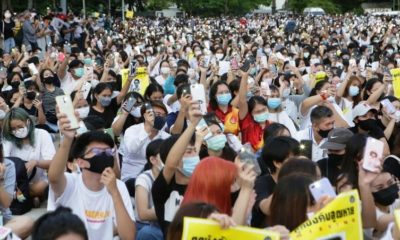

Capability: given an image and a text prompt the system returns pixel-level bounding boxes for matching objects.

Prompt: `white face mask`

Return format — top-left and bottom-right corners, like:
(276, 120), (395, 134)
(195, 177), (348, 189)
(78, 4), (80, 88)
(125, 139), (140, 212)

(4, 12), (11, 19)
(76, 106), (90, 119)
(157, 160), (164, 172)
(160, 67), (170, 75)
(195, 50), (202, 56)
(130, 106), (141, 118)
(215, 53), (224, 60)
(12, 126), (29, 139)
(91, 79), (100, 89)
(0, 110), (6, 120)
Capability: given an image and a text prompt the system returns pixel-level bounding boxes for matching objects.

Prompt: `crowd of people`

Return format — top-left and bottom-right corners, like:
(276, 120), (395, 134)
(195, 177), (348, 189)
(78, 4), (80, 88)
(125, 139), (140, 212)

(0, 6), (400, 240)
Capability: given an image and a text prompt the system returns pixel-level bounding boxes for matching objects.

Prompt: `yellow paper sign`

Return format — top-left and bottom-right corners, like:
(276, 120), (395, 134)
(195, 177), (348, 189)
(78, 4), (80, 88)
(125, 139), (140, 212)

(181, 217), (280, 240)
(120, 68), (129, 88)
(390, 68), (400, 98)
(129, 67), (149, 96)
(126, 10), (134, 19)
(290, 190), (362, 240)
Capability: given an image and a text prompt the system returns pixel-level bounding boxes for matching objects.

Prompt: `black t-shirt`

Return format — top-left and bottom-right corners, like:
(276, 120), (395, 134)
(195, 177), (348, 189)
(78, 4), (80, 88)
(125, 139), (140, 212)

(20, 103), (38, 117)
(152, 171), (187, 238)
(1, 20), (15, 40)
(317, 157), (342, 186)
(251, 174), (276, 228)
(348, 124), (385, 140)
(88, 98), (119, 128)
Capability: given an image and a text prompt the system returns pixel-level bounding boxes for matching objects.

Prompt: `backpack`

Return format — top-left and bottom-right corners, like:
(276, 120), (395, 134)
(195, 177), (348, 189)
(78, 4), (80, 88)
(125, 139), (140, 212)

(7, 157), (36, 215)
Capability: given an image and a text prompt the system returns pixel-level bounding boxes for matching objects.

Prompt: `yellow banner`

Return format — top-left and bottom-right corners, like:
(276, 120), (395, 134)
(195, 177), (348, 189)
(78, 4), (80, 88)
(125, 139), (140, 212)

(290, 190), (362, 240)
(181, 217), (280, 240)
(126, 10), (134, 19)
(390, 68), (400, 98)
(129, 67), (149, 96)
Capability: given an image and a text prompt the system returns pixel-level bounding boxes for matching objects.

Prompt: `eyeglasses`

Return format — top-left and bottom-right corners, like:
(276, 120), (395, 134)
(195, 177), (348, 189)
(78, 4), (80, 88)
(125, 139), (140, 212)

(84, 147), (115, 157)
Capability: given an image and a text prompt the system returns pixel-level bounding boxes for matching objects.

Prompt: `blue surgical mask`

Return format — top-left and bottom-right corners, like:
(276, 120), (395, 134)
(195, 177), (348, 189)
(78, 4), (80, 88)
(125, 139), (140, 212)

(253, 111), (269, 123)
(74, 67), (84, 78)
(267, 98), (281, 109)
(99, 96), (112, 107)
(216, 93), (232, 106)
(246, 92), (253, 100)
(348, 86), (359, 97)
(181, 155), (200, 177)
(83, 58), (93, 65)
(206, 134), (227, 151)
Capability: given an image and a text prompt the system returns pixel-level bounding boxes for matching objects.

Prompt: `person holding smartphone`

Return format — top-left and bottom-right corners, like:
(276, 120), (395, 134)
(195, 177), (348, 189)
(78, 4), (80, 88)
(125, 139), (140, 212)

(121, 101), (170, 197)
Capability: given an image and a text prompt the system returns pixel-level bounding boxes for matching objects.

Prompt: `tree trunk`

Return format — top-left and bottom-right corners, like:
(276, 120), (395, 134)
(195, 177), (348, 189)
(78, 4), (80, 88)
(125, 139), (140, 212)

(28, 0), (33, 9)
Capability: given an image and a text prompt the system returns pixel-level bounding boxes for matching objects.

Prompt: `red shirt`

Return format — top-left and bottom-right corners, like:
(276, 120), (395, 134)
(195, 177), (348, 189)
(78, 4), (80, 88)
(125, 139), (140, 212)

(239, 113), (269, 151)
(208, 105), (240, 135)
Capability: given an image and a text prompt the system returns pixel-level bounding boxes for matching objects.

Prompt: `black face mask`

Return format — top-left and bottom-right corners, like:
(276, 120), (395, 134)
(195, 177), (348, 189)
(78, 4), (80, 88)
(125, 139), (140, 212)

(372, 184), (399, 206)
(328, 154), (344, 166)
(26, 91), (36, 100)
(318, 128), (332, 138)
(83, 152), (114, 174)
(43, 76), (54, 85)
(357, 119), (376, 131)
(10, 81), (20, 89)
(153, 116), (166, 131)
(342, 59), (349, 66)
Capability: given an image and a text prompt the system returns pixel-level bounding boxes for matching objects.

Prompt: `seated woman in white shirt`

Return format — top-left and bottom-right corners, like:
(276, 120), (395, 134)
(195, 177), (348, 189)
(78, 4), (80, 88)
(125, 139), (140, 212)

(336, 75), (362, 125)
(266, 85), (298, 136)
(134, 139), (164, 240)
(155, 60), (171, 86)
(121, 101), (170, 197)
(2, 108), (55, 199)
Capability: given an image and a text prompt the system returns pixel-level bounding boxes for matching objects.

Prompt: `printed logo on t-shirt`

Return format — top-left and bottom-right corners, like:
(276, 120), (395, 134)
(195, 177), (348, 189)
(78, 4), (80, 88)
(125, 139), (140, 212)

(164, 191), (183, 222)
(85, 210), (111, 225)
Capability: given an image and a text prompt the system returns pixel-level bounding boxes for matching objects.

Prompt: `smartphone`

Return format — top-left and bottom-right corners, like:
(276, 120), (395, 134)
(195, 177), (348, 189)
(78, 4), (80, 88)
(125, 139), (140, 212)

(35, 92), (40, 101)
(299, 140), (312, 160)
(260, 81), (271, 96)
(123, 96), (137, 112)
(64, 43), (71, 54)
(231, 58), (239, 70)
(55, 95), (80, 130)
(309, 177), (337, 202)
(362, 137), (384, 173)
(129, 59), (137, 76)
(238, 144), (262, 176)
(381, 99), (396, 114)
(260, 56), (267, 67)
(28, 63), (38, 75)
(190, 84), (207, 115)
(58, 52), (66, 62)
(81, 81), (92, 100)
(196, 118), (212, 140)
(240, 59), (251, 72)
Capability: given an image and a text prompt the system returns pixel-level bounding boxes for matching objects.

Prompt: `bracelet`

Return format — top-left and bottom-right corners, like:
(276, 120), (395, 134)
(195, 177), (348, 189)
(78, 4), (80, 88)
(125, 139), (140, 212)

(320, 93), (328, 101)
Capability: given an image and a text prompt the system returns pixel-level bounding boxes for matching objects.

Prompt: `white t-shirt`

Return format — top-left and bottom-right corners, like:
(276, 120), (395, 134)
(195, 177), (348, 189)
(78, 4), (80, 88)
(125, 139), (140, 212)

(134, 170), (155, 223)
(50, 173), (135, 240)
(121, 123), (170, 181)
(269, 111), (298, 137)
(3, 128), (55, 182)
(61, 72), (83, 95)
(163, 94), (181, 113)
(338, 98), (355, 127)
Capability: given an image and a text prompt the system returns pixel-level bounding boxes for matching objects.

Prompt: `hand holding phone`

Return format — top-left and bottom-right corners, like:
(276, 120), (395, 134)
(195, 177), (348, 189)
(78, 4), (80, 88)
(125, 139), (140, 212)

(309, 177), (337, 202)
(362, 137), (384, 173)
(190, 84), (207, 115)
(238, 143), (262, 176)
(56, 95), (80, 130)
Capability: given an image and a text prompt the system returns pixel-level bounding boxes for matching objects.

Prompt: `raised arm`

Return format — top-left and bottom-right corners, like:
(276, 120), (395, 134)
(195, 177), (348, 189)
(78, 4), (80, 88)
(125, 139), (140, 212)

(163, 101), (202, 184)
(238, 71), (249, 120)
(48, 112), (76, 199)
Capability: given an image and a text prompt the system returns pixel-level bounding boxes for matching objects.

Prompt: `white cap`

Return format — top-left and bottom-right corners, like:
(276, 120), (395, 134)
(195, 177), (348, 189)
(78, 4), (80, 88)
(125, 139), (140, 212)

(352, 102), (376, 120)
